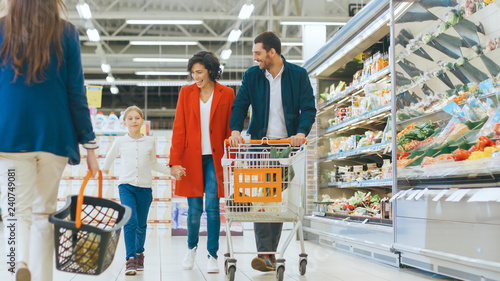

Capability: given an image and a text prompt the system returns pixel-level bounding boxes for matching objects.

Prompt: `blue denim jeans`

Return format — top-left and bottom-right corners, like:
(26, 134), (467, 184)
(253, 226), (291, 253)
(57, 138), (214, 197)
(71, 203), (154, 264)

(119, 183), (153, 260)
(187, 155), (220, 259)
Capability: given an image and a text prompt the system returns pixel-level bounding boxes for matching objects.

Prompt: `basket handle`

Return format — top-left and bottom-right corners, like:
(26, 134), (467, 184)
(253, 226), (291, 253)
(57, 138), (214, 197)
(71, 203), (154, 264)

(75, 170), (103, 229)
(224, 139), (307, 145)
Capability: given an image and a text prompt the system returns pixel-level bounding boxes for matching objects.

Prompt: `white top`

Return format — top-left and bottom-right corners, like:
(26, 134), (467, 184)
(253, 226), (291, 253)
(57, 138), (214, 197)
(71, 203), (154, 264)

(103, 134), (171, 188)
(200, 92), (213, 155)
(265, 65), (288, 139)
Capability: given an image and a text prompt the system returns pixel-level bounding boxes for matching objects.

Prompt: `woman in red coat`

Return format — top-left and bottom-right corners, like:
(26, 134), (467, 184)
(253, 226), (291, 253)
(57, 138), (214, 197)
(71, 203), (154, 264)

(169, 51), (234, 274)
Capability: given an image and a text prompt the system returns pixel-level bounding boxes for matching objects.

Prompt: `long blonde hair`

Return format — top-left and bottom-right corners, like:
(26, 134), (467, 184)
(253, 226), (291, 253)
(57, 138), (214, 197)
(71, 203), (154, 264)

(0, 0), (67, 84)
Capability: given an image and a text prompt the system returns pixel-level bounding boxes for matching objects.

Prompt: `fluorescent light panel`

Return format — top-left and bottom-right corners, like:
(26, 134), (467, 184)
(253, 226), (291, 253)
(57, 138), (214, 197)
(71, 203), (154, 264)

(238, 4), (254, 19)
(86, 28), (100, 42)
(133, 58), (189, 63)
(106, 76), (115, 83)
(280, 21), (347, 26)
(101, 63), (111, 73)
(228, 29), (242, 42)
(110, 86), (119, 94)
(220, 49), (232, 60)
(126, 20), (203, 25)
(282, 42), (304, 46)
(135, 71), (189, 76)
(76, 3), (92, 19)
(130, 41), (197, 46)
(287, 59), (305, 64)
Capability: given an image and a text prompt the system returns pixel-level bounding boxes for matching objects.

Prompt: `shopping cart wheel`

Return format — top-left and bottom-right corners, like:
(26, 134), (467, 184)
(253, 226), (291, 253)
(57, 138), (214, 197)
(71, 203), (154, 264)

(227, 265), (236, 281)
(276, 265), (285, 281)
(299, 259), (307, 275)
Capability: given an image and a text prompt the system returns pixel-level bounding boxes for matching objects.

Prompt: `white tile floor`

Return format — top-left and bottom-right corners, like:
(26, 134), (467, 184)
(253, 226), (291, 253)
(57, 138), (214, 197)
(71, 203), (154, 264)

(0, 222), (459, 281)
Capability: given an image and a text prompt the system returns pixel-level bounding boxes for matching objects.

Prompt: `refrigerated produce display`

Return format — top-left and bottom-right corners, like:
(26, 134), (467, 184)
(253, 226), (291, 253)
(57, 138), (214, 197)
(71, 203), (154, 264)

(303, 0), (500, 279)
(302, 0), (399, 268)
(392, 0), (500, 280)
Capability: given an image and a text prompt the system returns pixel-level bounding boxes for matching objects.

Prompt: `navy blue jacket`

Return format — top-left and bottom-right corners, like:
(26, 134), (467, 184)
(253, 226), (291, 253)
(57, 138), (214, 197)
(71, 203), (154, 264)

(0, 21), (95, 164)
(230, 57), (316, 139)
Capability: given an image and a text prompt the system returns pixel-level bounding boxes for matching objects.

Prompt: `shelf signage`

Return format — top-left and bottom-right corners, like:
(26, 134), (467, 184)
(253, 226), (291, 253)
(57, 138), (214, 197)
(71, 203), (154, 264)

(86, 85), (103, 108)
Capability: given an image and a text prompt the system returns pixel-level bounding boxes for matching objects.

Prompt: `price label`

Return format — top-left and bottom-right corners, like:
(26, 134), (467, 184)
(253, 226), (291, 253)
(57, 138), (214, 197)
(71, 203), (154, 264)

(86, 85), (103, 108)
(432, 189), (448, 201)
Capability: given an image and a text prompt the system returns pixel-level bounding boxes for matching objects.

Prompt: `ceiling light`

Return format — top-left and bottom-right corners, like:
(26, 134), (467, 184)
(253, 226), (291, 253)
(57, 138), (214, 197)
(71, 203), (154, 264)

(130, 41), (198, 46)
(101, 63), (111, 73)
(135, 71), (189, 76)
(86, 28), (100, 42)
(220, 49), (232, 60)
(133, 58), (189, 63)
(227, 29), (242, 42)
(106, 76), (115, 83)
(110, 86), (119, 94)
(76, 3), (92, 19)
(238, 3), (255, 19)
(126, 20), (203, 25)
(282, 42), (304, 46)
(280, 21), (347, 26)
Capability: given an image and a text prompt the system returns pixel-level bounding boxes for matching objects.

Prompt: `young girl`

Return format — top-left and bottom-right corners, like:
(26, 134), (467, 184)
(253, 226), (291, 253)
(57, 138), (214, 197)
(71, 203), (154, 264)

(103, 106), (184, 276)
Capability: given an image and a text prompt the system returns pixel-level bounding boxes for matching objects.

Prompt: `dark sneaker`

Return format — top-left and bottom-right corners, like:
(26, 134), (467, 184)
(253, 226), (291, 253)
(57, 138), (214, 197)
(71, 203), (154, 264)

(136, 253), (144, 271)
(251, 255), (275, 272)
(125, 257), (137, 275)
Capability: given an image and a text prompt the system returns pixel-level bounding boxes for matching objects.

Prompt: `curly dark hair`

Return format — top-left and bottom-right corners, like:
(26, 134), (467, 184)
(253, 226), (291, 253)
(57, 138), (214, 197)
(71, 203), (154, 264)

(187, 51), (221, 82)
(254, 31), (281, 55)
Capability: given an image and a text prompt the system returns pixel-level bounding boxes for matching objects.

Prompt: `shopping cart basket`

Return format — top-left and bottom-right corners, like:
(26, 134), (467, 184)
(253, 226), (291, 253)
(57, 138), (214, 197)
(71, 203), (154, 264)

(222, 139), (308, 281)
(49, 170), (131, 275)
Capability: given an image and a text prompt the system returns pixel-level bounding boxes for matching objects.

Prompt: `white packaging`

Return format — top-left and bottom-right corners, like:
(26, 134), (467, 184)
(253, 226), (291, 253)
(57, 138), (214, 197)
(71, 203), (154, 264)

(156, 180), (172, 199)
(156, 202), (172, 221)
(107, 112), (119, 131)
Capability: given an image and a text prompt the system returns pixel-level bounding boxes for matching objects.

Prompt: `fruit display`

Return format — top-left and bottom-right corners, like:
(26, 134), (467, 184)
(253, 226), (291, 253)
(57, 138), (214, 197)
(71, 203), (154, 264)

(75, 232), (101, 271)
(319, 191), (386, 218)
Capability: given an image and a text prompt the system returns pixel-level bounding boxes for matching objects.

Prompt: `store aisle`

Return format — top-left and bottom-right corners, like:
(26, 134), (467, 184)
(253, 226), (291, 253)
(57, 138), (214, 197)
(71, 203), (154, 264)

(0, 222), (457, 281)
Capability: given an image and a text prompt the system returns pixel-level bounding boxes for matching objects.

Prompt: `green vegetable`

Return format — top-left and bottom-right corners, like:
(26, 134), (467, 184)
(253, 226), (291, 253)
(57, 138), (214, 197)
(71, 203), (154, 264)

(279, 146), (293, 158)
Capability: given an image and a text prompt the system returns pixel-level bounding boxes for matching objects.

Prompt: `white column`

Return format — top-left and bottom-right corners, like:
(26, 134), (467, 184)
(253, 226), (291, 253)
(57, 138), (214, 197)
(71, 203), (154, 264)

(303, 25), (326, 62)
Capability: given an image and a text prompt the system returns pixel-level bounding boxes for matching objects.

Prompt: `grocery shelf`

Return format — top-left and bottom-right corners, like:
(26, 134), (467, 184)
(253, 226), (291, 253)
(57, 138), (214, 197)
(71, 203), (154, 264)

(397, 91), (498, 129)
(320, 179), (392, 189)
(61, 176), (173, 180)
(318, 67), (390, 112)
(320, 105), (391, 136)
(319, 142), (390, 162)
(81, 154), (170, 158)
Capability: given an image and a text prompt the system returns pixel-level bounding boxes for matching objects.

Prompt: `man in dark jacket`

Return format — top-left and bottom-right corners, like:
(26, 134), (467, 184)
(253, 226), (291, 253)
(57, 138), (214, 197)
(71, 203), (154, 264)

(229, 31), (316, 271)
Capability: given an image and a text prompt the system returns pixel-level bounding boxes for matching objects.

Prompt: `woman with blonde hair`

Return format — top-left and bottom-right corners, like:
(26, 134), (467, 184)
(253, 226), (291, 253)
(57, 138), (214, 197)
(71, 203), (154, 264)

(0, 0), (99, 280)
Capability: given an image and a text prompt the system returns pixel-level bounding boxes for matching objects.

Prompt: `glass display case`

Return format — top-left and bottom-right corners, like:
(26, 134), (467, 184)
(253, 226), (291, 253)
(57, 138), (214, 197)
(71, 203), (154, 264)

(391, 1), (500, 280)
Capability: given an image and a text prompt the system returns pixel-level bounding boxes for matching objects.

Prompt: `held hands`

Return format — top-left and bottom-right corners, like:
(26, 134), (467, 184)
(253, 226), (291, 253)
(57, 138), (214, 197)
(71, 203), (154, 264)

(228, 130), (244, 147)
(288, 133), (306, 147)
(86, 149), (99, 178)
(171, 165), (186, 181)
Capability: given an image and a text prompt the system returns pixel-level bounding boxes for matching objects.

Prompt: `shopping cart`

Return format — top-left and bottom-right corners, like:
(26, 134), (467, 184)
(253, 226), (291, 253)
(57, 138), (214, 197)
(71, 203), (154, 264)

(222, 139), (308, 281)
(49, 170), (131, 275)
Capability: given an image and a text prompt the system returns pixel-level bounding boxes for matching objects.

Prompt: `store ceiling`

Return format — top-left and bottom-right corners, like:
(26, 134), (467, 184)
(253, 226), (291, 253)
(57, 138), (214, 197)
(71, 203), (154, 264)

(65, 0), (359, 83)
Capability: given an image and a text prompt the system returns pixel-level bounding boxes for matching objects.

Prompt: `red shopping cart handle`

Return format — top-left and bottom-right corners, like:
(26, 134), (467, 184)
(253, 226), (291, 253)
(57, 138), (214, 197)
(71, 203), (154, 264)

(75, 170), (103, 229)
(224, 139), (307, 145)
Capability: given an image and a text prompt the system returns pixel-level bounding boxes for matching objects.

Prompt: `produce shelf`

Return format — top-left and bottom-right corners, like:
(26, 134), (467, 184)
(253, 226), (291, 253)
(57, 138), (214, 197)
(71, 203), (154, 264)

(319, 142), (390, 162)
(320, 105), (391, 136)
(320, 179), (392, 189)
(318, 67), (390, 113)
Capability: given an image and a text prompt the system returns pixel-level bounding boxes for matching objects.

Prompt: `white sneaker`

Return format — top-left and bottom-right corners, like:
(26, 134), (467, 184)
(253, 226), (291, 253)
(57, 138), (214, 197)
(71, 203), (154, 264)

(207, 256), (219, 274)
(182, 247), (197, 270)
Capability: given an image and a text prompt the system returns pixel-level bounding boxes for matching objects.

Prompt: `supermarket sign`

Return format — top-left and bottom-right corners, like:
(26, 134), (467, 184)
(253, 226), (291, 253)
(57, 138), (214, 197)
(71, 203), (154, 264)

(86, 85), (103, 108)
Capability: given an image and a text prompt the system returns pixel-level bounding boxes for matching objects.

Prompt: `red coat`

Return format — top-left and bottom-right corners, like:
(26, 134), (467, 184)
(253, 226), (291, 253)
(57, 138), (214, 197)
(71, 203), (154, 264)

(169, 82), (235, 198)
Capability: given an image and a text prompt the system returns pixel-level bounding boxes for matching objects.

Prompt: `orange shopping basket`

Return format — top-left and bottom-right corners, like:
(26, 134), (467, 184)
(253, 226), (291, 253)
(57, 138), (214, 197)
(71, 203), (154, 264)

(49, 170), (131, 275)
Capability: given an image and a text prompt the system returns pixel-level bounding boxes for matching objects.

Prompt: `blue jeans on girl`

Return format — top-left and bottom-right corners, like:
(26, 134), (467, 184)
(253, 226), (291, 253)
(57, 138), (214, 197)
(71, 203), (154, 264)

(119, 183), (153, 260)
(187, 155), (220, 258)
